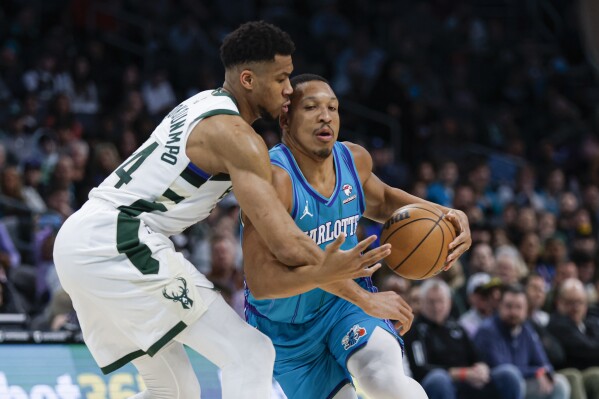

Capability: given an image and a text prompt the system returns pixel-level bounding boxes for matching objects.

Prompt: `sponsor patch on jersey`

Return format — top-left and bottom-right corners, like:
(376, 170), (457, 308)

(342, 183), (356, 204)
(342, 184), (353, 196)
(342, 324), (367, 350)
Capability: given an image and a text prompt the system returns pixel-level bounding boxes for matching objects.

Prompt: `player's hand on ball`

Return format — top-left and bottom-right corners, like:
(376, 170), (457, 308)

(362, 291), (414, 335)
(319, 234), (391, 283)
(444, 209), (472, 271)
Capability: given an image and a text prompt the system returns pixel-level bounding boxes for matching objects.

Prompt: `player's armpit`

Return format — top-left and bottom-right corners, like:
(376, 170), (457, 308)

(243, 221), (322, 299)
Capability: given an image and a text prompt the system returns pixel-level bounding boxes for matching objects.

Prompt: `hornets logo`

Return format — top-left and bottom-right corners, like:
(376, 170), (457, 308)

(341, 324), (367, 350)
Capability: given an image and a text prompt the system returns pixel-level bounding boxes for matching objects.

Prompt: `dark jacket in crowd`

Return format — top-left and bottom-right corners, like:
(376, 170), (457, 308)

(404, 314), (483, 381)
(474, 314), (554, 379)
(547, 313), (599, 370)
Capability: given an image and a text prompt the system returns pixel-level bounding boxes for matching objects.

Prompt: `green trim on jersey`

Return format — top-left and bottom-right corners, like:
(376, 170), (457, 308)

(211, 87), (239, 107)
(191, 108), (240, 125)
(100, 349), (145, 374)
(162, 188), (185, 203)
(116, 200), (168, 275)
(99, 321), (188, 374)
(147, 321), (187, 356)
(180, 167), (208, 188)
(211, 173), (231, 181)
(118, 199), (168, 217)
(116, 213), (159, 274)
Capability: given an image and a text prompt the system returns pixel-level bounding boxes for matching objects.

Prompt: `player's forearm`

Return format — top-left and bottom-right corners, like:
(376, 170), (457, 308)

(319, 280), (372, 309)
(247, 263), (324, 299)
(234, 175), (322, 266)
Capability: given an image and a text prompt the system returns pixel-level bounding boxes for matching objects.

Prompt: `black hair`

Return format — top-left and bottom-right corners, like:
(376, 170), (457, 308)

(500, 283), (526, 300)
(220, 21), (295, 68)
(289, 74), (330, 90)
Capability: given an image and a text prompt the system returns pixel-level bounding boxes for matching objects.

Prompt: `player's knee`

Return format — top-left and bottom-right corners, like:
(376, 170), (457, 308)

(237, 326), (275, 372)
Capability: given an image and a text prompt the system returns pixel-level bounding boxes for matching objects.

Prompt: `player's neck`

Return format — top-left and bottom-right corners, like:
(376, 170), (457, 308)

(285, 140), (336, 194)
(221, 83), (260, 124)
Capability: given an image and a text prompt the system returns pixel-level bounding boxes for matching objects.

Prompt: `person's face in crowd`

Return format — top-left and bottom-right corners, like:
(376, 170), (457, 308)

(1, 166), (22, 197)
(557, 283), (587, 325)
(439, 162), (459, 186)
(554, 261), (578, 285)
(54, 156), (75, 183)
(468, 164), (490, 193)
(421, 285), (451, 325)
(417, 161), (435, 184)
(516, 207), (537, 234)
(499, 291), (528, 329)
(545, 237), (567, 264)
(281, 80), (339, 159)
(583, 184), (599, 211)
(559, 192), (578, 215)
(546, 169), (565, 194)
(538, 212), (557, 240)
(210, 237), (237, 274)
(248, 55), (293, 121)
(576, 259), (596, 284)
(469, 243), (495, 274)
(525, 275), (547, 312)
(408, 285), (421, 316)
(495, 255), (520, 285)
(453, 185), (475, 211)
(519, 233), (541, 264)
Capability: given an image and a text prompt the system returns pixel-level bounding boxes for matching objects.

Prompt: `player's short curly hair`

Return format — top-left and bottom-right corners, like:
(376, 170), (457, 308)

(220, 21), (295, 68)
(290, 74), (330, 90)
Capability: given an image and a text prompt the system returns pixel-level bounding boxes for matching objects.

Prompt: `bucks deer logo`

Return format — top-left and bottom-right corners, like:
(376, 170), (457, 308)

(162, 277), (194, 309)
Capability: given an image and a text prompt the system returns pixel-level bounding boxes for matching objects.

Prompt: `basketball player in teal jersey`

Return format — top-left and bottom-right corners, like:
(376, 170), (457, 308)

(242, 74), (472, 399)
(53, 23), (389, 399)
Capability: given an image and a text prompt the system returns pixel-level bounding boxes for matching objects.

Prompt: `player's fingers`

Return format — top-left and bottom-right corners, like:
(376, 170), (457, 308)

(354, 263), (382, 278)
(358, 244), (391, 266)
(325, 233), (346, 253)
(353, 235), (378, 253)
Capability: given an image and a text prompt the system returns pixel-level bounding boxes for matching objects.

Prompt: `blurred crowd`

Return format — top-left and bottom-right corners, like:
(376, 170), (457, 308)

(1, 0), (599, 397)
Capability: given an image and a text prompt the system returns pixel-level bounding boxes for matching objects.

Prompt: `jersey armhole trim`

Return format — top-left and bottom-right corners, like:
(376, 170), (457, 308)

(338, 143), (366, 214)
(271, 160), (298, 219)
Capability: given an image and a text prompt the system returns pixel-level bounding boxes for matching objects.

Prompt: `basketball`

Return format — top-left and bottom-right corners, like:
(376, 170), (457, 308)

(380, 203), (457, 280)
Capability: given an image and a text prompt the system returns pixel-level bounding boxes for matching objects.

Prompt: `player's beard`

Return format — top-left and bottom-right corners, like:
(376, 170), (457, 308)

(258, 106), (278, 122)
(313, 148), (332, 159)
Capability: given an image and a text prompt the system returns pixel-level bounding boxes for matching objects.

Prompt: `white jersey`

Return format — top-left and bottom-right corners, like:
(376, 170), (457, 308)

(89, 88), (238, 236)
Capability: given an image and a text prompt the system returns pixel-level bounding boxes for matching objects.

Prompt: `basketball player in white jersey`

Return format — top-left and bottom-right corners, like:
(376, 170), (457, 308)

(53, 22), (390, 399)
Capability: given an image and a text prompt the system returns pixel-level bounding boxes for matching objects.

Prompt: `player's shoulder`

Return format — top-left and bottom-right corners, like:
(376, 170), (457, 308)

(341, 141), (373, 173)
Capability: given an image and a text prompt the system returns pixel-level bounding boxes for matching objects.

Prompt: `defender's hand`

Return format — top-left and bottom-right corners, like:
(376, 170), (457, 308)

(444, 209), (472, 270)
(361, 290), (414, 335)
(318, 234), (390, 283)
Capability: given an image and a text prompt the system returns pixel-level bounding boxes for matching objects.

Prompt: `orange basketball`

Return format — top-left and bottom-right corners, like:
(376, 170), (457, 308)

(380, 203), (457, 280)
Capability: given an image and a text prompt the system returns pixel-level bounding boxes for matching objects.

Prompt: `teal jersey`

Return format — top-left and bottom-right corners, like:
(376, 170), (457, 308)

(245, 142), (375, 324)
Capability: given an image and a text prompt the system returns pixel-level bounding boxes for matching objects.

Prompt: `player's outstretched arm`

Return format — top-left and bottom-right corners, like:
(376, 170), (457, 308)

(190, 115), (322, 267)
(346, 141), (472, 270)
(243, 219), (389, 298)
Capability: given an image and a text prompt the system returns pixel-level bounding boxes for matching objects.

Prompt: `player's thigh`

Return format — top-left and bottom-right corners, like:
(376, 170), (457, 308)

(327, 302), (401, 369)
(132, 341), (200, 399)
(175, 288), (274, 369)
(274, 349), (351, 399)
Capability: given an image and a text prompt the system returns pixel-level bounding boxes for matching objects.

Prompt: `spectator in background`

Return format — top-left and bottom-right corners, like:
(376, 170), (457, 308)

(206, 233), (243, 316)
(547, 278), (599, 399)
(404, 279), (523, 399)
(520, 232), (543, 274)
(494, 246), (528, 285)
(474, 285), (570, 399)
(141, 68), (176, 119)
(467, 242), (496, 275)
(427, 160), (459, 207)
(459, 272), (502, 338)
(524, 273), (566, 374)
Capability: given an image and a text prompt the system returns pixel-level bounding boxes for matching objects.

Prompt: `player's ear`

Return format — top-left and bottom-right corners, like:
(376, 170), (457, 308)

(239, 69), (254, 90)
